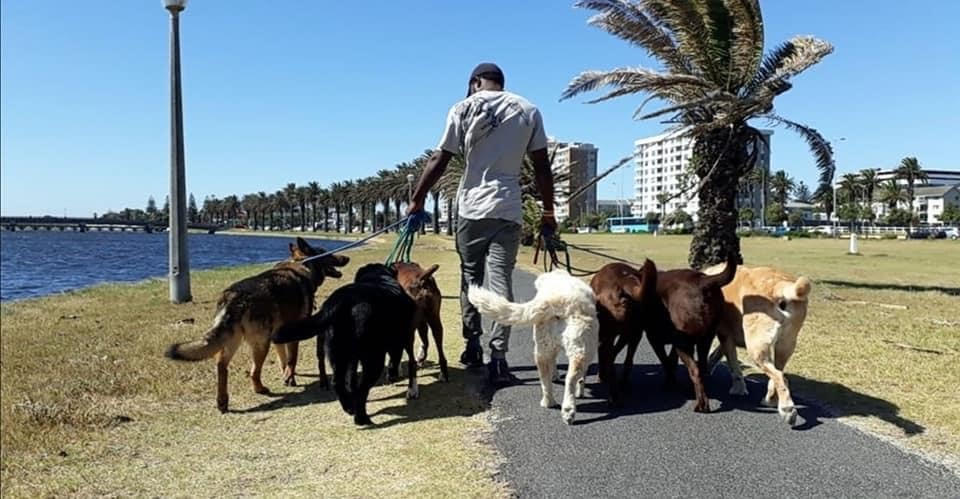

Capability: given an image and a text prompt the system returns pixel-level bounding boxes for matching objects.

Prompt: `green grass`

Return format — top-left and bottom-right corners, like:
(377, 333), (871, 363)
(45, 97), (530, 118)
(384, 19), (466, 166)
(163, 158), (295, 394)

(0, 235), (506, 498)
(2, 233), (958, 495)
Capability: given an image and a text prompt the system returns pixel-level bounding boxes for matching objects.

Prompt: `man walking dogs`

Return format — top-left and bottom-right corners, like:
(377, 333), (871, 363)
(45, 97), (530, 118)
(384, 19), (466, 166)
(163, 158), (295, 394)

(407, 63), (557, 386)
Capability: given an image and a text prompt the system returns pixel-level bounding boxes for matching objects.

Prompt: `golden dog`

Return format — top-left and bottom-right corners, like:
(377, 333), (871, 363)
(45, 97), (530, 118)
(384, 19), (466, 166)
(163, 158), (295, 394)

(705, 264), (812, 425)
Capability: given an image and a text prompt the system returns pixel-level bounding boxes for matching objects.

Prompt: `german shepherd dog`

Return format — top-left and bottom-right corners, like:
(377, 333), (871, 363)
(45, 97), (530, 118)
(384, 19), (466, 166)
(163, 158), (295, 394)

(164, 237), (349, 412)
(391, 262), (448, 381)
(272, 263), (418, 426)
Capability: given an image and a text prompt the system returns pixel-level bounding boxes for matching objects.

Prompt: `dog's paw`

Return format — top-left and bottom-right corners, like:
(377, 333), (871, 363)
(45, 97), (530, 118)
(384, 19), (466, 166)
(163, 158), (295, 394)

(406, 385), (420, 400)
(354, 415), (373, 426)
(283, 376), (297, 387)
(761, 396), (777, 408)
(729, 381), (748, 396)
(575, 379), (585, 398)
(540, 397), (556, 408)
(693, 400), (712, 413)
(217, 399), (229, 413)
(780, 405), (798, 426)
(561, 405), (576, 425)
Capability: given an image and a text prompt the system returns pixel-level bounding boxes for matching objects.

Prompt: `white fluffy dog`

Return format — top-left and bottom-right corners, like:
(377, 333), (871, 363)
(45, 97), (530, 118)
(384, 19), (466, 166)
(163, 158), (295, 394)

(468, 269), (599, 425)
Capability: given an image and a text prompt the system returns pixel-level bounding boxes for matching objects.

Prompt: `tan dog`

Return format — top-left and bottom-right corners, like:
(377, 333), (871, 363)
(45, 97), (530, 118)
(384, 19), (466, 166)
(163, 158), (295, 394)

(704, 264), (812, 425)
(391, 262), (448, 381)
(165, 238), (349, 412)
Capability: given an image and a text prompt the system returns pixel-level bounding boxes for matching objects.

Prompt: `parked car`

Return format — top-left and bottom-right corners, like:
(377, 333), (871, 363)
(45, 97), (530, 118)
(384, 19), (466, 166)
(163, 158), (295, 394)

(945, 227), (959, 240)
(907, 229), (947, 239)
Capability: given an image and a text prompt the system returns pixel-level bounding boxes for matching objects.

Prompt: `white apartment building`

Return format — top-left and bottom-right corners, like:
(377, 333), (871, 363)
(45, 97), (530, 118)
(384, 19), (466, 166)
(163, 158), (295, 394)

(549, 137), (598, 223)
(632, 130), (772, 221)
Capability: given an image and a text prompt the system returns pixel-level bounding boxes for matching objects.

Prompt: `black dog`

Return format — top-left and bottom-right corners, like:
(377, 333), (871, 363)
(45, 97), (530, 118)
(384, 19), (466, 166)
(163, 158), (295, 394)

(272, 263), (418, 425)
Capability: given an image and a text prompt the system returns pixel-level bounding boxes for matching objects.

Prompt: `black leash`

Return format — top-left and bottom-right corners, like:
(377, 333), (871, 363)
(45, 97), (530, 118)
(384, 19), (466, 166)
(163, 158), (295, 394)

(534, 228), (646, 277)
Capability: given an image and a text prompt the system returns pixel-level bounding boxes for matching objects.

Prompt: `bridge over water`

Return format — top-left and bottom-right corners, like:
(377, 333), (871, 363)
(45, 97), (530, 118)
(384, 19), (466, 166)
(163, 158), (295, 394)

(0, 217), (223, 234)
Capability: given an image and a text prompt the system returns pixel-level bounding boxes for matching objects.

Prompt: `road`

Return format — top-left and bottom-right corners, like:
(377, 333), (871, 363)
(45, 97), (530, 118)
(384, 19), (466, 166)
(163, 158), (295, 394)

(478, 269), (959, 498)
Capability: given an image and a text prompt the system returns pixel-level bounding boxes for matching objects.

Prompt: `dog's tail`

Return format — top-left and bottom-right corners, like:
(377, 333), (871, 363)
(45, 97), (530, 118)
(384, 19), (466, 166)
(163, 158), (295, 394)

(783, 276), (813, 302)
(164, 308), (234, 362)
(639, 258), (659, 304)
(270, 305), (335, 344)
(701, 252), (738, 290)
(467, 285), (552, 327)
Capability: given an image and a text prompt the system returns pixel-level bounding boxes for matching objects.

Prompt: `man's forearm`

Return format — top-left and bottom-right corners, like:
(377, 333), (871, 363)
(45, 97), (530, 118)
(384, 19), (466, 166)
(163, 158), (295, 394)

(412, 150), (452, 204)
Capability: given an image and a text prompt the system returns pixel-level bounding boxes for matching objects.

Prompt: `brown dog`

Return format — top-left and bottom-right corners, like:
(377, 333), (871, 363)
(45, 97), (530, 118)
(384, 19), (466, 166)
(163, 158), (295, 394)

(645, 254), (737, 413)
(164, 237), (349, 412)
(392, 262), (448, 381)
(704, 264), (812, 425)
(590, 259), (658, 406)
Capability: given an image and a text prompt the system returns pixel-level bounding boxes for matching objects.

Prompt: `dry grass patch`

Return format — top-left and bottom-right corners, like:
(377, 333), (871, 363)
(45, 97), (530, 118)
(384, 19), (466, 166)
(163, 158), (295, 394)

(1, 235), (507, 498)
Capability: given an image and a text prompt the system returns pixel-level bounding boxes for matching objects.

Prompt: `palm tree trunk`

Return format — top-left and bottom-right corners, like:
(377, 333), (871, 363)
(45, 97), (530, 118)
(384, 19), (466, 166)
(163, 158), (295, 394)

(335, 205), (341, 233)
(688, 130), (746, 269)
(323, 206), (329, 232)
(393, 199), (402, 232)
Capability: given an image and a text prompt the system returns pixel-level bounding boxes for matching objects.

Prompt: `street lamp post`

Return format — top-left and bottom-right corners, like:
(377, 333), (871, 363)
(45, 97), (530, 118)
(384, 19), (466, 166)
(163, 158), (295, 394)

(831, 137), (846, 239)
(165, 0), (190, 303)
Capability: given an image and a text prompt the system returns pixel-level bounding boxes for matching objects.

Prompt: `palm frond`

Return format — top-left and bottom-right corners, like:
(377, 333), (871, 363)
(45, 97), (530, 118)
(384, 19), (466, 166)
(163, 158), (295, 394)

(765, 113), (835, 185)
(746, 36), (833, 96)
(634, 90), (735, 121)
(654, 0), (719, 81)
(725, 0), (763, 89)
(577, 0), (690, 73)
(561, 67), (712, 102)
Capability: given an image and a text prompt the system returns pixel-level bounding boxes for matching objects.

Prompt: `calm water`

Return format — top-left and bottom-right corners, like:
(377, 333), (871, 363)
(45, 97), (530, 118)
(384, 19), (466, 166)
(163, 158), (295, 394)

(0, 231), (351, 302)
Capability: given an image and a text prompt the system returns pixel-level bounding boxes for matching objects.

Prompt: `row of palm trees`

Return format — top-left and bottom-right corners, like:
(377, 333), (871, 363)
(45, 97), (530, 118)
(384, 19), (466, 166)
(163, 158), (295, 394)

(829, 156), (928, 223)
(196, 151), (465, 235)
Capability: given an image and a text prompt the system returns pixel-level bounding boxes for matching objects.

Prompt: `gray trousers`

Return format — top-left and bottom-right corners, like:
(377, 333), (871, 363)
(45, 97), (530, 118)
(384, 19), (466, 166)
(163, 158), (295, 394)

(456, 218), (521, 359)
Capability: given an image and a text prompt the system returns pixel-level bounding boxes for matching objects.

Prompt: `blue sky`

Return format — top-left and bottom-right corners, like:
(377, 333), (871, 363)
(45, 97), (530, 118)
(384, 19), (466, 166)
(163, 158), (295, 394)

(2, 1), (958, 217)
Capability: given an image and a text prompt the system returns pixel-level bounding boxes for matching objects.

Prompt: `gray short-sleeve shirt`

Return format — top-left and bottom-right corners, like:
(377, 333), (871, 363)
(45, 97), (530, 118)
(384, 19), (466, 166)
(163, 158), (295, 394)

(437, 90), (547, 224)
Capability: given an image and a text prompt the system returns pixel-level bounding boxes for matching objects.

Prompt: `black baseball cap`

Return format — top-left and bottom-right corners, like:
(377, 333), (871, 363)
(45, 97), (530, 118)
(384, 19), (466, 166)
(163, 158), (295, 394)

(467, 62), (505, 97)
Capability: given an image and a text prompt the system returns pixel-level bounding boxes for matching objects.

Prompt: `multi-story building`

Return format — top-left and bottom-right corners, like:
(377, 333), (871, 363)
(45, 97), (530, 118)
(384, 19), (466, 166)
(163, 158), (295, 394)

(548, 137), (598, 223)
(632, 130), (772, 221)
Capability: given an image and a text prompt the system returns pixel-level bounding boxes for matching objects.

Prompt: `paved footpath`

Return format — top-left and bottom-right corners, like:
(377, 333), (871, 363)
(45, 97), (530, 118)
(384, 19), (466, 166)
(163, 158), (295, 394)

(478, 269), (959, 498)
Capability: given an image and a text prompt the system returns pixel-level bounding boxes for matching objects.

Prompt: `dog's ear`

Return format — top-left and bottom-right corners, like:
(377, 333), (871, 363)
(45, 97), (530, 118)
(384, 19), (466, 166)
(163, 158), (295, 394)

(296, 237), (315, 255)
(420, 264), (439, 281)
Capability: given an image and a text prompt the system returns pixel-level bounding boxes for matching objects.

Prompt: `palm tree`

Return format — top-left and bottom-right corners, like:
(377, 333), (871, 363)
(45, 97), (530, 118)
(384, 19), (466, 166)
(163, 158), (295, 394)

(561, 0), (834, 268)
(296, 185), (310, 231)
(329, 182), (345, 233)
(878, 179), (907, 210)
(256, 191), (268, 230)
(794, 181), (811, 204)
(241, 193), (258, 228)
(274, 189), (290, 230)
(342, 180), (356, 234)
(316, 188), (331, 232)
(839, 173), (861, 205)
(858, 168), (879, 221)
(222, 195), (240, 227)
(438, 155), (465, 235)
(769, 170), (795, 207)
(282, 183), (298, 230)
(307, 181), (321, 231)
(896, 157), (928, 214)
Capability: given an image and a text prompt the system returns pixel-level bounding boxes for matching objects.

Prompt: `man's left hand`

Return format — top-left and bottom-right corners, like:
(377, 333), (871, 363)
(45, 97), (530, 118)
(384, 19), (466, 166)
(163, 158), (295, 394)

(540, 214), (558, 234)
